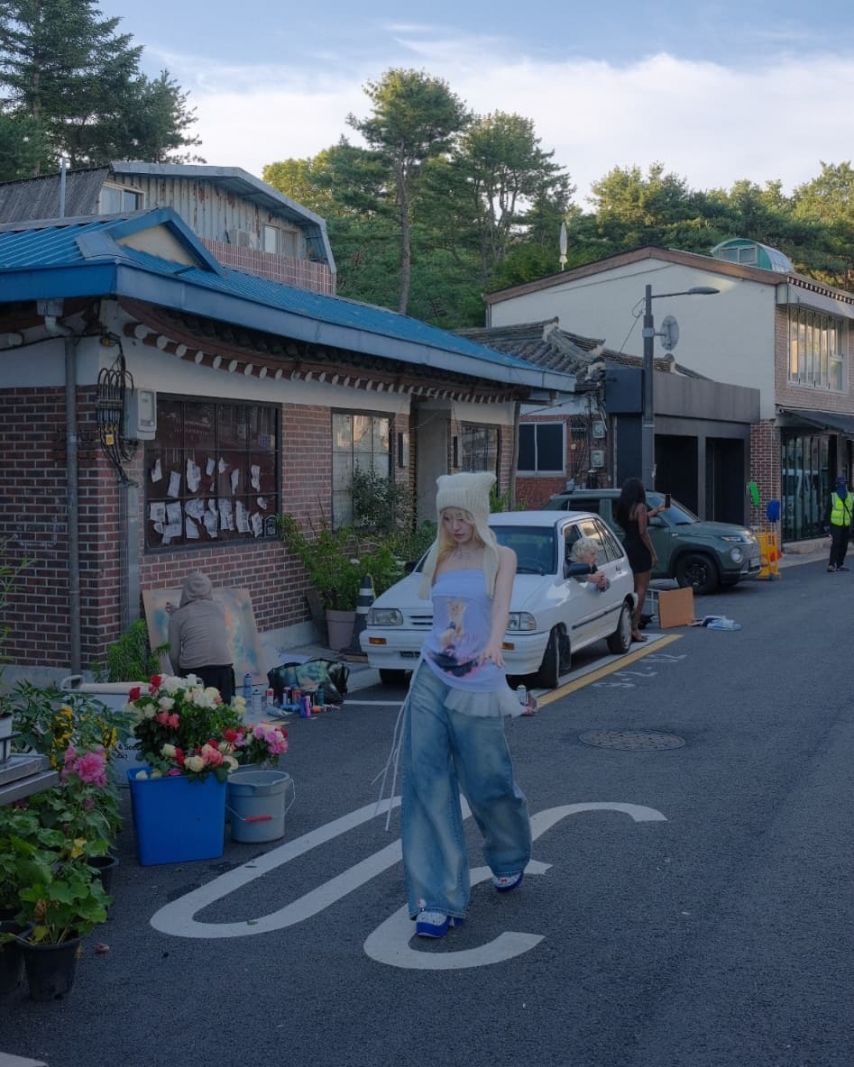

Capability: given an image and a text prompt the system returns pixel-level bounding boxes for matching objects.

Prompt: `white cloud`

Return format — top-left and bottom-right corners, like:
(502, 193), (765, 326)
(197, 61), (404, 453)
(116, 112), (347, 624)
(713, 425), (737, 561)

(157, 31), (854, 202)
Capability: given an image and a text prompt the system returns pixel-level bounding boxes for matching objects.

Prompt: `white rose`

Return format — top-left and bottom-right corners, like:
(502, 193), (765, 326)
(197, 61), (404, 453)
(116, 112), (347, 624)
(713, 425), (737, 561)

(150, 769), (163, 779)
(223, 755), (239, 771)
(161, 743), (177, 758)
(184, 755), (205, 773)
(143, 707), (156, 719)
(135, 770), (149, 780)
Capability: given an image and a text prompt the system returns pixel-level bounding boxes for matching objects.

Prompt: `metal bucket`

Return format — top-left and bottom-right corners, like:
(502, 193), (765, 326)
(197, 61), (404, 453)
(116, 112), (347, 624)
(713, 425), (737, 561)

(227, 769), (295, 843)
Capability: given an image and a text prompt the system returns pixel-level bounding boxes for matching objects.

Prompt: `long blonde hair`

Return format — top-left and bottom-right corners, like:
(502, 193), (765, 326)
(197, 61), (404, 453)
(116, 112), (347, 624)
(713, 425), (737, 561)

(419, 507), (499, 599)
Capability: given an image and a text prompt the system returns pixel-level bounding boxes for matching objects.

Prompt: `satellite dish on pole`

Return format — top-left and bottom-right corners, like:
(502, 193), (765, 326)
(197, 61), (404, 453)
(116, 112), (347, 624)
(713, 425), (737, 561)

(659, 315), (680, 352)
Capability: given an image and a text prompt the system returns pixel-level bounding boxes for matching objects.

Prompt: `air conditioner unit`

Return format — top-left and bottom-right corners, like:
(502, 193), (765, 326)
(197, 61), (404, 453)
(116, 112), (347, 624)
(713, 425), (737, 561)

(590, 449), (605, 469)
(592, 420), (606, 439)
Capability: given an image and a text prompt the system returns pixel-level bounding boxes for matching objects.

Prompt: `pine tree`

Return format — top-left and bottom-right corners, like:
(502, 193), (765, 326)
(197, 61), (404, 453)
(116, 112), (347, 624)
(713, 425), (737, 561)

(0, 0), (201, 174)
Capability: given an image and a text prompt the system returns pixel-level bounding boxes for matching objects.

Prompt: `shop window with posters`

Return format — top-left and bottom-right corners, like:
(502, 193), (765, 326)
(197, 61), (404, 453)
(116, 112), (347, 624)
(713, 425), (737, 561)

(145, 397), (279, 550)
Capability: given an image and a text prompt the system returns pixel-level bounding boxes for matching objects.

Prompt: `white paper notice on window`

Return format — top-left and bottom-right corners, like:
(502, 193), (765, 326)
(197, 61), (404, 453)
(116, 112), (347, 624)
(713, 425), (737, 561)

(218, 457), (228, 475)
(250, 464), (261, 491)
(150, 459), (162, 484)
(251, 512), (263, 538)
(203, 510), (218, 538)
(149, 502), (166, 524)
(166, 502), (182, 526)
(185, 499), (205, 521)
(230, 468), (240, 494)
(185, 516), (200, 540)
(257, 496), (268, 511)
(161, 521), (182, 545)
(206, 458), (216, 477)
(218, 499), (234, 530)
(167, 470), (181, 498)
(235, 501), (250, 533)
(187, 459), (201, 493)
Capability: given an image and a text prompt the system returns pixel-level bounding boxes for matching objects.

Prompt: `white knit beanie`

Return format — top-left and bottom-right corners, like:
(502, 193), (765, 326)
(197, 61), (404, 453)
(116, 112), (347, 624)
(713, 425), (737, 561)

(419, 472), (500, 599)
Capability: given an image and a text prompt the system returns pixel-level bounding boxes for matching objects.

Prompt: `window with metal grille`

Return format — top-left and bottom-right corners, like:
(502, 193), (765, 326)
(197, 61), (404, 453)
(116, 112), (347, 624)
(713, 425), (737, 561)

(461, 423), (499, 473)
(332, 411), (391, 527)
(144, 397), (279, 550)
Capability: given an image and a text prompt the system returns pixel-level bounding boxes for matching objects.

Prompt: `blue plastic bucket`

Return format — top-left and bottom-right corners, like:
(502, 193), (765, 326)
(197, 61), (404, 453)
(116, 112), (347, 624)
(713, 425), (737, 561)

(128, 769), (226, 865)
(227, 770), (295, 844)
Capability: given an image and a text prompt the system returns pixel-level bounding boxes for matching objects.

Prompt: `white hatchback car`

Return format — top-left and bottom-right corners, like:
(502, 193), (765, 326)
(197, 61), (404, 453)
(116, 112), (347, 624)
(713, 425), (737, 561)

(361, 510), (637, 689)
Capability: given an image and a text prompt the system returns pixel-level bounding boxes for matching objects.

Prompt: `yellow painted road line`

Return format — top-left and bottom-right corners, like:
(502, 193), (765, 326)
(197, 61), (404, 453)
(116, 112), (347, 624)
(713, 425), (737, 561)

(536, 634), (683, 707)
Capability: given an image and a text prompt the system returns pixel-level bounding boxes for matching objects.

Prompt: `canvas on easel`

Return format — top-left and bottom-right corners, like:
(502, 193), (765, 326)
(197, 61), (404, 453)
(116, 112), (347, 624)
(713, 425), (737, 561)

(142, 586), (267, 683)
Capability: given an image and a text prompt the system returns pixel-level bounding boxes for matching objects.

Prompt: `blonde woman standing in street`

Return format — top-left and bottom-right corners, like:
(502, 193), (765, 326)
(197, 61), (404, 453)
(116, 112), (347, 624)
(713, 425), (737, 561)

(399, 471), (532, 939)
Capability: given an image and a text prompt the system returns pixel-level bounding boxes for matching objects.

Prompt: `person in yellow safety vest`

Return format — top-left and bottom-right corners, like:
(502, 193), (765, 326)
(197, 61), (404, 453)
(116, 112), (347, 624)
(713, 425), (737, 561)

(826, 475), (854, 572)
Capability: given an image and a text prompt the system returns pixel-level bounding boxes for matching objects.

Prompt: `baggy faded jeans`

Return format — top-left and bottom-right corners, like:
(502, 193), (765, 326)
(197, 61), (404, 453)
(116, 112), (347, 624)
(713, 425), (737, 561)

(401, 663), (531, 920)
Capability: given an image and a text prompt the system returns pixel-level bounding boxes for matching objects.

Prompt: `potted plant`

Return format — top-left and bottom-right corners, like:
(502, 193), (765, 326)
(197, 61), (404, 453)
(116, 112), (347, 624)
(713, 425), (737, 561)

(124, 674), (246, 865)
(16, 854), (110, 1000)
(279, 514), (418, 650)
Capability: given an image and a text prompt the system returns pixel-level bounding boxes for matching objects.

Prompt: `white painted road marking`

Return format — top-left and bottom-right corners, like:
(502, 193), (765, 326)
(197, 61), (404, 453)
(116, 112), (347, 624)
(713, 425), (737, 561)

(152, 798), (666, 972)
(364, 803), (667, 970)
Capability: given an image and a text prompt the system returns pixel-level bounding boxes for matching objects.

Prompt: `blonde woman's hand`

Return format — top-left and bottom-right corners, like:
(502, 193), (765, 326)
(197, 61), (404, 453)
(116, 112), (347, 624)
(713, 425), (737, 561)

(479, 639), (505, 668)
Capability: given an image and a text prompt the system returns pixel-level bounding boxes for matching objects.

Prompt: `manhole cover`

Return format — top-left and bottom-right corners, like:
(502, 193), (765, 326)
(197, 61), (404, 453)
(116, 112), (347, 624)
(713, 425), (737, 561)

(578, 730), (685, 750)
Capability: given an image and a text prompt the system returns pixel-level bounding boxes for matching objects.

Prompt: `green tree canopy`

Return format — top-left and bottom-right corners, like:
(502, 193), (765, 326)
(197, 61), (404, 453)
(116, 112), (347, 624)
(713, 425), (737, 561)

(346, 68), (470, 313)
(0, 0), (201, 176)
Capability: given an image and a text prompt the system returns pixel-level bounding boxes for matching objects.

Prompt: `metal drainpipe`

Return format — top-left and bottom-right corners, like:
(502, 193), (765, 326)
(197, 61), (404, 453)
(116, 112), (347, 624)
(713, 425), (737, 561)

(509, 399), (520, 507)
(40, 304), (82, 673)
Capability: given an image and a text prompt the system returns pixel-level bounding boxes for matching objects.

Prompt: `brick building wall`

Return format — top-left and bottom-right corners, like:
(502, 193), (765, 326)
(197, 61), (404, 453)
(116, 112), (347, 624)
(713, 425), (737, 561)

(0, 391), (420, 671)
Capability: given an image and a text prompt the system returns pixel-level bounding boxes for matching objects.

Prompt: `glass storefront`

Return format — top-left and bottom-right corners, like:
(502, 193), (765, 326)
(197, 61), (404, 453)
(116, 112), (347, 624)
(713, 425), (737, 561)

(781, 432), (829, 541)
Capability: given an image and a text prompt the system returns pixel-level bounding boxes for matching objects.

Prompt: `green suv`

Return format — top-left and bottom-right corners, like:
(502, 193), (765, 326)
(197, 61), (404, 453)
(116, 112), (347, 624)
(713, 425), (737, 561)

(543, 489), (761, 594)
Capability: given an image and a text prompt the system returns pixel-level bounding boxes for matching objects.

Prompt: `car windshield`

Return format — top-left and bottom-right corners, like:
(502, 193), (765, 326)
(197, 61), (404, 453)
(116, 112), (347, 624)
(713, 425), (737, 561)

(647, 493), (697, 526)
(494, 526), (557, 574)
(412, 525), (557, 576)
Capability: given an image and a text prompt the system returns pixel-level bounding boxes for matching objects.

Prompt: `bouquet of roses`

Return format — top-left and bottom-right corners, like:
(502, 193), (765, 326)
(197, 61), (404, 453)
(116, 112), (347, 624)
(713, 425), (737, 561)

(126, 674), (247, 783)
(225, 722), (289, 767)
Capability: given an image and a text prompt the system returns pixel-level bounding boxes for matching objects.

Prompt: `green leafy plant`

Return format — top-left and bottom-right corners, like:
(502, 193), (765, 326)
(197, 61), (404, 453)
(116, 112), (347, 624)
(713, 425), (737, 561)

(18, 858), (110, 944)
(0, 808), (62, 915)
(351, 466), (413, 535)
(96, 619), (166, 682)
(279, 515), (364, 611)
(26, 745), (120, 857)
(11, 684), (130, 769)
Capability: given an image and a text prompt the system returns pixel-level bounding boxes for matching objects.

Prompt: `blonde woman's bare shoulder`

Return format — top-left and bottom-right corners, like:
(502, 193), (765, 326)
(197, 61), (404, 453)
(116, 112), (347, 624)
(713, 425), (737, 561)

(497, 543), (517, 566)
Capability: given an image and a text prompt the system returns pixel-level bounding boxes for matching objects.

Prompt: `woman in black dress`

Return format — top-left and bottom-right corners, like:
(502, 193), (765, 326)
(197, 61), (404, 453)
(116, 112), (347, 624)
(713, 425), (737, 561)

(614, 478), (665, 643)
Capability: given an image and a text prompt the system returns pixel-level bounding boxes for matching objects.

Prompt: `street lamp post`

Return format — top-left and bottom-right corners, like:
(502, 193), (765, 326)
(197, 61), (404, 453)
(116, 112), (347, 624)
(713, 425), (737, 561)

(640, 284), (719, 490)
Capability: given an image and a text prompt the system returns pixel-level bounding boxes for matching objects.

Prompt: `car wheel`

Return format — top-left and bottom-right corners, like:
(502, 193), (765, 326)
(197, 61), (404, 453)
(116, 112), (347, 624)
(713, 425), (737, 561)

(533, 627), (564, 690)
(607, 602), (633, 654)
(675, 553), (719, 594)
(379, 669), (410, 687)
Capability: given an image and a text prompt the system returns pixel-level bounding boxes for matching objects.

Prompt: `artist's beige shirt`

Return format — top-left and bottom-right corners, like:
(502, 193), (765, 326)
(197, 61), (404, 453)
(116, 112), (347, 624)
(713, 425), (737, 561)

(168, 600), (231, 670)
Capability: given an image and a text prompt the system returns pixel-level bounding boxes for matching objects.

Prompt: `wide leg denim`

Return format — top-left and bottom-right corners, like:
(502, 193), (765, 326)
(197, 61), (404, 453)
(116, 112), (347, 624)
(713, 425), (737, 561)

(401, 663), (531, 919)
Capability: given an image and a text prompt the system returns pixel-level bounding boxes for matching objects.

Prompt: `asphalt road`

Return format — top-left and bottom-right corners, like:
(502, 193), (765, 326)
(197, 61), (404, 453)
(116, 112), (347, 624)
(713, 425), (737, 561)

(4, 561), (854, 1067)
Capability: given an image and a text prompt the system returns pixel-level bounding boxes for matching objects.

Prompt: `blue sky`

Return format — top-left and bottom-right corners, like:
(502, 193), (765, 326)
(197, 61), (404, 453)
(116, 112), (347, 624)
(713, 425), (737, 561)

(97, 0), (854, 203)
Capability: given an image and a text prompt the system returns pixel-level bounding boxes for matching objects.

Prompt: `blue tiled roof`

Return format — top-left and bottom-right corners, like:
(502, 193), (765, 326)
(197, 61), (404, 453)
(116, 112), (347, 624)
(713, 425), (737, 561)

(0, 210), (576, 390)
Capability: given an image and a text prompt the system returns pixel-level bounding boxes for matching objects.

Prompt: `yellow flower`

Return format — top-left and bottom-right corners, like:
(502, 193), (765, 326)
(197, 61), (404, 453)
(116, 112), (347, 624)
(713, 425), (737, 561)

(69, 838), (87, 859)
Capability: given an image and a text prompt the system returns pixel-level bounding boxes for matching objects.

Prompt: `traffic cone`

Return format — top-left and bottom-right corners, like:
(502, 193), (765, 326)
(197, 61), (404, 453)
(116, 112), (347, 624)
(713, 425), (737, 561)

(343, 575), (374, 659)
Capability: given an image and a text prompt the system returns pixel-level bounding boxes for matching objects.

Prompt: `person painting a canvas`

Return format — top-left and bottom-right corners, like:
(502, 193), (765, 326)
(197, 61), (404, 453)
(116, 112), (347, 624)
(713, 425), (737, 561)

(167, 571), (235, 702)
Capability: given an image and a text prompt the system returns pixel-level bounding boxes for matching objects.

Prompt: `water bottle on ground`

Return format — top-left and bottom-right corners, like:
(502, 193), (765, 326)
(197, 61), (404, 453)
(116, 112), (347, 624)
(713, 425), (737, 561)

(242, 673), (252, 702)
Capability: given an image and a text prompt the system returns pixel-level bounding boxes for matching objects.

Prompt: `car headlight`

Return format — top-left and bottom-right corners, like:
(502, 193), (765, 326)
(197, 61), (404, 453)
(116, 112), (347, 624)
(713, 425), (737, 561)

(507, 612), (537, 632)
(367, 608), (403, 626)
(729, 547), (744, 563)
